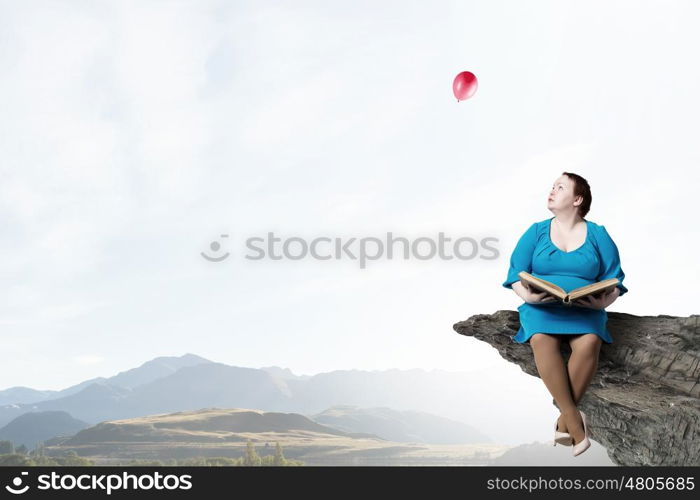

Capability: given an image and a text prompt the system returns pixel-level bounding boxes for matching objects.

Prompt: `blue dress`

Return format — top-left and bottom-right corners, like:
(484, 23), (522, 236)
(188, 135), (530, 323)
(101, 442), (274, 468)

(502, 217), (628, 344)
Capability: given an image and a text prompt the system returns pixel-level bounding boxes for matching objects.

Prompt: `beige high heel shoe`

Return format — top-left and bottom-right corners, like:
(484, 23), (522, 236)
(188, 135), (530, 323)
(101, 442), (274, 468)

(572, 410), (591, 457)
(553, 416), (572, 446)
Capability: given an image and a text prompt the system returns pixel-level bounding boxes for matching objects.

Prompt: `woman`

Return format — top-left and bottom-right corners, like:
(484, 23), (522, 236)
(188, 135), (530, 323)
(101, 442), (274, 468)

(502, 172), (628, 457)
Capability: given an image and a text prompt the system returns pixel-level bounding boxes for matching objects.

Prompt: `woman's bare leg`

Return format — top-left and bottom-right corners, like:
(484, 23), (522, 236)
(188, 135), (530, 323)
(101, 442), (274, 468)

(556, 333), (602, 443)
(529, 333), (583, 442)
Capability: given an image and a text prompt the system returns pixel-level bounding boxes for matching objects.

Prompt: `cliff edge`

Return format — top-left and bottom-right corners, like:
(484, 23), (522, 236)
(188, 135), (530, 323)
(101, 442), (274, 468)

(453, 310), (700, 466)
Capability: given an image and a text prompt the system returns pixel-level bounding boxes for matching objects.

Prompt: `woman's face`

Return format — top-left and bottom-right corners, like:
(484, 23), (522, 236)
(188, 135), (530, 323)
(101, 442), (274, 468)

(547, 175), (579, 212)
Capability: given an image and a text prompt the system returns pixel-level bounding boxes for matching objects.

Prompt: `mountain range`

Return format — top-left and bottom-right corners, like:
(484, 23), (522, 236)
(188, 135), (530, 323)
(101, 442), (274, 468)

(0, 354), (493, 452)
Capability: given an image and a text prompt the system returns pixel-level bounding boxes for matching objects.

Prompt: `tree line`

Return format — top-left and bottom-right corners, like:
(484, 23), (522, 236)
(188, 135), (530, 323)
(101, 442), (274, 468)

(0, 439), (304, 466)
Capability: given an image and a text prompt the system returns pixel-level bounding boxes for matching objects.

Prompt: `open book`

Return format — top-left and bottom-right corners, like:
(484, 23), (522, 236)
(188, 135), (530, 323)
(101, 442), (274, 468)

(518, 271), (619, 307)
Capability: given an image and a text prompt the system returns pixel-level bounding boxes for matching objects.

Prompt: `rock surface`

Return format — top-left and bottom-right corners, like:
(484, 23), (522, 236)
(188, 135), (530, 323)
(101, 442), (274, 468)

(453, 310), (700, 466)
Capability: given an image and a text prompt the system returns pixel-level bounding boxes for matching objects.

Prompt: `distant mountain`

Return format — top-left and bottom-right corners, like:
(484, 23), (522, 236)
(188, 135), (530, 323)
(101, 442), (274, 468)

(0, 362), (294, 428)
(310, 405), (491, 444)
(0, 353), (213, 406)
(0, 354), (564, 447)
(260, 366), (311, 381)
(0, 387), (59, 406)
(106, 353), (213, 389)
(0, 380), (112, 406)
(0, 411), (90, 449)
(121, 363), (295, 416)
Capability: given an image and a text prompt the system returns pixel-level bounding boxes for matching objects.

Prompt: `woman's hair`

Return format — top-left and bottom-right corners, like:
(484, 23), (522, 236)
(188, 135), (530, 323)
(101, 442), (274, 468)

(561, 172), (592, 219)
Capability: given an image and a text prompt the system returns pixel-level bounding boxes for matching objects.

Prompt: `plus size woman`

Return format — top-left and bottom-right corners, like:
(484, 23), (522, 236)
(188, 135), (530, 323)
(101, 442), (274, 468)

(502, 172), (628, 457)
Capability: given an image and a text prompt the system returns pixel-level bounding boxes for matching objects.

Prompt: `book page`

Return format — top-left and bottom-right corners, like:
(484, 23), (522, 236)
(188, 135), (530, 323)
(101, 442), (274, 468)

(568, 279), (619, 301)
(518, 272), (566, 300)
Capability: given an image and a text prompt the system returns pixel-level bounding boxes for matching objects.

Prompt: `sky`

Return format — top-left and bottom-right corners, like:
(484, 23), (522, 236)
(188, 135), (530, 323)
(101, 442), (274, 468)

(1, 0), (698, 393)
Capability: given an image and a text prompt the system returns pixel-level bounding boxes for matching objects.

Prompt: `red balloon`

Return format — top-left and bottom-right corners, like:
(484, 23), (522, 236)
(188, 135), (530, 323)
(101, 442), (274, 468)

(453, 71), (478, 101)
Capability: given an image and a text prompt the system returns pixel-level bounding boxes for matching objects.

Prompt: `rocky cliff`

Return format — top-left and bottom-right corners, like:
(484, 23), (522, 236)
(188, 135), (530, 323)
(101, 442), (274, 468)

(453, 310), (700, 466)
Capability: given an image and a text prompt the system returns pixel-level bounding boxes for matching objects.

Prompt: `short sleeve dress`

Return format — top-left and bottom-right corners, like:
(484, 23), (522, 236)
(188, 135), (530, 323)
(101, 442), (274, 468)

(502, 217), (628, 344)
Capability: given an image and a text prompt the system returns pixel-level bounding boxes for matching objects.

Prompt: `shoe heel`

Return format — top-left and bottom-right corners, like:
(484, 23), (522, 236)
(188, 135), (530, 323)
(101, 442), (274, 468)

(572, 410), (591, 457)
(554, 417), (572, 446)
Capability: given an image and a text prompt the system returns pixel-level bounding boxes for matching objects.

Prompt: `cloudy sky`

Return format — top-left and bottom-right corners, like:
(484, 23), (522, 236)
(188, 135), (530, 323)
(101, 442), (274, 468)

(1, 0), (698, 401)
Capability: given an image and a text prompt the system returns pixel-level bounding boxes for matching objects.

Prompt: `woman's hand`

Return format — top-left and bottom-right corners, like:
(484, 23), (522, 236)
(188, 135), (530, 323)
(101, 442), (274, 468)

(525, 289), (557, 304)
(512, 282), (557, 304)
(573, 287), (620, 309)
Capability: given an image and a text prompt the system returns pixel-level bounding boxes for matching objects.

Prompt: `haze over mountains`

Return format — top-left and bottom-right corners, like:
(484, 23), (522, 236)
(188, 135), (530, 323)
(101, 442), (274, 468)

(0, 353), (572, 447)
(1, 354), (494, 447)
(0, 354), (617, 465)
(0, 353), (211, 406)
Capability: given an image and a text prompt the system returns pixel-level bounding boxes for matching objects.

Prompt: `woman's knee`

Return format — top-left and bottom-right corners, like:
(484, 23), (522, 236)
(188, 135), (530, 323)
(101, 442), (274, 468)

(530, 333), (559, 348)
(570, 333), (602, 354)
